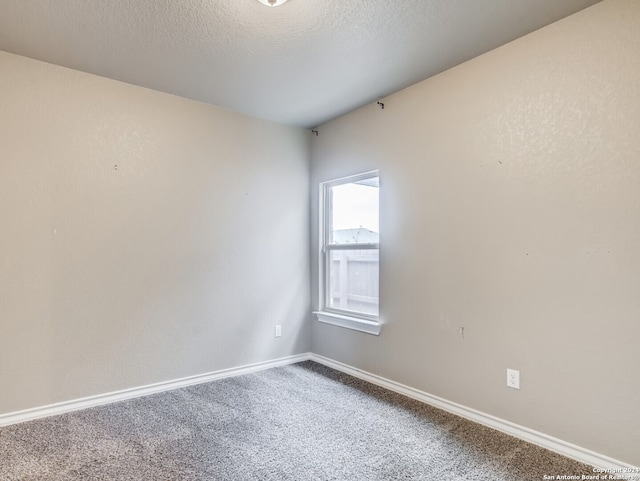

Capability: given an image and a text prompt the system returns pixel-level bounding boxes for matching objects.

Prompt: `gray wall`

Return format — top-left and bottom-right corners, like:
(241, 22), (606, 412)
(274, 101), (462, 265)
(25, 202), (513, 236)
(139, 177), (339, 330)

(0, 51), (311, 414)
(311, 0), (640, 466)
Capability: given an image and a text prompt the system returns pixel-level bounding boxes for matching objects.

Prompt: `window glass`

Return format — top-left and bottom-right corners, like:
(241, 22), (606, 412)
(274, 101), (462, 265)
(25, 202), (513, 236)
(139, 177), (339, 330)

(330, 178), (379, 245)
(322, 172), (379, 321)
(328, 249), (379, 316)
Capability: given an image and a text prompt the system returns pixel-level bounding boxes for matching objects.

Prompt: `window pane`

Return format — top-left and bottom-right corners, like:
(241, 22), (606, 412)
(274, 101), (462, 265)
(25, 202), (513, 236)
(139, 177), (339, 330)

(328, 249), (379, 316)
(330, 177), (379, 245)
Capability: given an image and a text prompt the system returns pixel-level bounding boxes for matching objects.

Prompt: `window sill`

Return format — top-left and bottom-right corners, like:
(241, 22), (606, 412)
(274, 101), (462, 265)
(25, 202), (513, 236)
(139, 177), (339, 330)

(313, 311), (382, 336)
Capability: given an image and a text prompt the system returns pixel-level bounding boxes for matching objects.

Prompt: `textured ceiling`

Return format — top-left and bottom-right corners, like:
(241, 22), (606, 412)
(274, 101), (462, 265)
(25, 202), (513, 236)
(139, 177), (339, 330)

(0, 0), (602, 128)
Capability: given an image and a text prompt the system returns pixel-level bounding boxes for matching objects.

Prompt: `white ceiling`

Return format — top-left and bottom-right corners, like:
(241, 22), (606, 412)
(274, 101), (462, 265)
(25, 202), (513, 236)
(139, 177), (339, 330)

(0, 0), (602, 128)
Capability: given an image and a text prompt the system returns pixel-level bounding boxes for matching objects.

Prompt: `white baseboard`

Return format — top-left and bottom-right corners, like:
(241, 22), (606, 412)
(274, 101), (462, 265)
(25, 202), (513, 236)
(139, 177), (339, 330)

(0, 353), (311, 427)
(308, 353), (638, 472)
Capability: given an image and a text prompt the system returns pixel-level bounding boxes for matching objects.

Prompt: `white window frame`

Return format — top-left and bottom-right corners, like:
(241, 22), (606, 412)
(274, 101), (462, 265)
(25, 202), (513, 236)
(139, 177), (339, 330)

(313, 171), (382, 336)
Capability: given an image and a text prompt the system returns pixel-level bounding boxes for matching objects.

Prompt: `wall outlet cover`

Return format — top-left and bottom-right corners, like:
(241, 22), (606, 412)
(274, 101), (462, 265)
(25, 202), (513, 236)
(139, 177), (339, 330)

(507, 368), (520, 389)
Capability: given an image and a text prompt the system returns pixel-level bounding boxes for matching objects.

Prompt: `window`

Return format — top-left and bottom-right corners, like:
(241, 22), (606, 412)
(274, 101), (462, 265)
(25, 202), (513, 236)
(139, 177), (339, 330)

(314, 171), (381, 335)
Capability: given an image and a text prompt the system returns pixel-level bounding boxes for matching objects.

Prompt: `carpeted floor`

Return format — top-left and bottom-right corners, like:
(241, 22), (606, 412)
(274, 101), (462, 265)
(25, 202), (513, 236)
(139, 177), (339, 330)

(1, 361), (594, 480)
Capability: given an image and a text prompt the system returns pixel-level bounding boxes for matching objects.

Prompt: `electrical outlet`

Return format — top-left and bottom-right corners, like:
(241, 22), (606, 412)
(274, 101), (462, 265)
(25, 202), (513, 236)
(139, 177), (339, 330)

(507, 369), (520, 389)
(274, 325), (282, 338)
